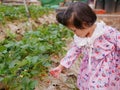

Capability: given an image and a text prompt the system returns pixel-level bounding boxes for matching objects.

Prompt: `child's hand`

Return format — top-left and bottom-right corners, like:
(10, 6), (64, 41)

(49, 65), (64, 79)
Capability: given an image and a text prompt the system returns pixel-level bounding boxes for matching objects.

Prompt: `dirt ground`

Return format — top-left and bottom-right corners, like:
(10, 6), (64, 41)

(97, 14), (120, 30)
(35, 46), (81, 90)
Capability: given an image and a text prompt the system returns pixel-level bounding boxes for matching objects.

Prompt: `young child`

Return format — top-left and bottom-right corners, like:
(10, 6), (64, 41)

(50, 2), (120, 90)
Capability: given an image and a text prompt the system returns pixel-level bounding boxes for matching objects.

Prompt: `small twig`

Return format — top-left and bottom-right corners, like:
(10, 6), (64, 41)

(23, 0), (32, 31)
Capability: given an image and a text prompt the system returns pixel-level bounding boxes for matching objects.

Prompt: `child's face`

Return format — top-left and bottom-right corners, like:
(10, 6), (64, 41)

(68, 25), (90, 38)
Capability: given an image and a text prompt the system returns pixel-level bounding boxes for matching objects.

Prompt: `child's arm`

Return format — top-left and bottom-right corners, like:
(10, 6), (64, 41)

(50, 43), (82, 78)
(60, 44), (82, 68)
(105, 27), (120, 49)
(106, 28), (120, 69)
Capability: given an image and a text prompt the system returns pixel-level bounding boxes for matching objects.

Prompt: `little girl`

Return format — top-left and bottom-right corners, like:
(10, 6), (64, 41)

(50, 2), (120, 90)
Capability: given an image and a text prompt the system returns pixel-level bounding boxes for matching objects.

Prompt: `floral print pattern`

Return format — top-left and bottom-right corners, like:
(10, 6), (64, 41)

(60, 24), (120, 90)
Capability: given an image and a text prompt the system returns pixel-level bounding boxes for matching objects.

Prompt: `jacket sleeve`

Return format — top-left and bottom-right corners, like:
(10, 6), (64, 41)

(60, 42), (82, 68)
(105, 27), (120, 50)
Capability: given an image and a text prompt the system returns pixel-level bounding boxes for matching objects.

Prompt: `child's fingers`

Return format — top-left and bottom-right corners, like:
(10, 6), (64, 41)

(49, 70), (60, 78)
(49, 70), (55, 76)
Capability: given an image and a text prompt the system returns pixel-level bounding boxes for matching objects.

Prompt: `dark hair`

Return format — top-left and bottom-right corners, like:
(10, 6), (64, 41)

(56, 2), (97, 29)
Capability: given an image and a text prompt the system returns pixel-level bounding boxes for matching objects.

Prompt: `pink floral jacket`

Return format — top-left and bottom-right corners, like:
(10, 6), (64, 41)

(60, 22), (120, 90)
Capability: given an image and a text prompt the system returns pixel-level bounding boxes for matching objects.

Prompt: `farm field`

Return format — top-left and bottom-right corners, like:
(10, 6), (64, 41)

(0, 4), (120, 90)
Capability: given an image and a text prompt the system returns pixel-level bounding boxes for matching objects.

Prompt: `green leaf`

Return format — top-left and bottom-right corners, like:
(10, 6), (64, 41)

(22, 77), (30, 85)
(9, 60), (18, 68)
(17, 60), (28, 67)
(30, 70), (39, 76)
(0, 46), (6, 52)
(29, 80), (38, 89)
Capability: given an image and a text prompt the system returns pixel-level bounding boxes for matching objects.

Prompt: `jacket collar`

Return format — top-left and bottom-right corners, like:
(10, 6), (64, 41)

(74, 21), (106, 48)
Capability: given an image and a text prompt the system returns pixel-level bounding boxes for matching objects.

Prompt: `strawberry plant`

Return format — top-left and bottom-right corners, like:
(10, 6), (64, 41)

(0, 24), (73, 89)
(0, 5), (53, 23)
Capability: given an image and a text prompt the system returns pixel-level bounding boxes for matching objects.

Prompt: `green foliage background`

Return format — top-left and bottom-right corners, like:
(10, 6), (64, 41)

(0, 5), (53, 23)
(0, 4), (73, 89)
(0, 22), (73, 90)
